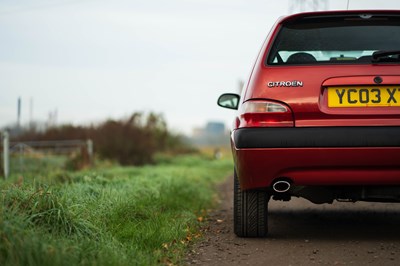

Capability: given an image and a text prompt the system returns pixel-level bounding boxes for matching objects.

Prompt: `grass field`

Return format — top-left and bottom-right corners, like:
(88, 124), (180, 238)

(0, 154), (233, 265)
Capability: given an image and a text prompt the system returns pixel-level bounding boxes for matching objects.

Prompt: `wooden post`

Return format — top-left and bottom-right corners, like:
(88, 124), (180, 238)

(2, 131), (9, 179)
(86, 139), (93, 166)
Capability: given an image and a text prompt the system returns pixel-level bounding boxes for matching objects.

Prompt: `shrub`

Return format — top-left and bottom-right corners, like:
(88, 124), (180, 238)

(14, 112), (196, 166)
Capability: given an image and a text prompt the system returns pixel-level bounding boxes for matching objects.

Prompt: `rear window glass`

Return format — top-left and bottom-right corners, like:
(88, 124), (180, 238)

(266, 14), (400, 65)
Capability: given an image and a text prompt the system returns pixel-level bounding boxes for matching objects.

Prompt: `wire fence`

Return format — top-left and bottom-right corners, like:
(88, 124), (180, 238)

(1, 131), (93, 178)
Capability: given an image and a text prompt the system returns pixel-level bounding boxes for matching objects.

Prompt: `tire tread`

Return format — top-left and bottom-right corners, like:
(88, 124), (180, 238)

(234, 170), (269, 237)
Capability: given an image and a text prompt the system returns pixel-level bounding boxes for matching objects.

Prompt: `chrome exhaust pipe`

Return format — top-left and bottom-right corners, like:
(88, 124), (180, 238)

(272, 180), (291, 193)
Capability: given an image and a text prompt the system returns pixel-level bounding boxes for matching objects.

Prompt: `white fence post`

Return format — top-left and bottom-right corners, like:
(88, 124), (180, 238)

(2, 131), (9, 179)
(87, 139), (93, 165)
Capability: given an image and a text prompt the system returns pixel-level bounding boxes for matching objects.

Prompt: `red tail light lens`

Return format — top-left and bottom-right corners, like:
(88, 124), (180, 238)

(237, 101), (294, 128)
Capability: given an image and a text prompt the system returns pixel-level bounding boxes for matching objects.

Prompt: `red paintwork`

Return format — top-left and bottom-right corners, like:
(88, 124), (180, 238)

(232, 10), (400, 190)
(242, 66), (400, 128)
(233, 145), (400, 190)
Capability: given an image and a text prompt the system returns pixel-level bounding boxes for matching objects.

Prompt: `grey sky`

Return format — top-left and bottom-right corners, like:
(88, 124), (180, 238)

(1, 0), (399, 134)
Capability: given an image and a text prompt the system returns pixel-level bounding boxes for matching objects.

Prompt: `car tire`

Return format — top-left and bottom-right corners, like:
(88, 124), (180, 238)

(234, 169), (270, 237)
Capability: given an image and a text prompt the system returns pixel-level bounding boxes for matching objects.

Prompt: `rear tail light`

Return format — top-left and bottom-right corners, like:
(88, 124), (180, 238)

(237, 101), (294, 128)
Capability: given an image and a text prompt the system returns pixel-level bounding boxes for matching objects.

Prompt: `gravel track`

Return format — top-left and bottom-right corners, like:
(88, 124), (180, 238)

(186, 176), (400, 266)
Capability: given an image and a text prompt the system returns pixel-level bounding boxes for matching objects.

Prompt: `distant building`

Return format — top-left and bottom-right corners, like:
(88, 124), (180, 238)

(205, 122), (225, 136)
(191, 121), (229, 146)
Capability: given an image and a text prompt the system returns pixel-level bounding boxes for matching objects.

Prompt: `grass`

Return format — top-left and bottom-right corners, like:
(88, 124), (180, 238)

(9, 154), (67, 177)
(0, 154), (233, 265)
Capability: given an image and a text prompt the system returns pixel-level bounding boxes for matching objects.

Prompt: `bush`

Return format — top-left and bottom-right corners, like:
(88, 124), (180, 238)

(14, 112), (196, 166)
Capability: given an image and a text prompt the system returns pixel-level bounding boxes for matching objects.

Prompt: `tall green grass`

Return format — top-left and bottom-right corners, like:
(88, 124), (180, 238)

(9, 154), (67, 177)
(0, 154), (233, 265)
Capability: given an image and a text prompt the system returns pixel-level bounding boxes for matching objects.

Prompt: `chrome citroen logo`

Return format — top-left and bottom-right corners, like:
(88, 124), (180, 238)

(267, 81), (303, 88)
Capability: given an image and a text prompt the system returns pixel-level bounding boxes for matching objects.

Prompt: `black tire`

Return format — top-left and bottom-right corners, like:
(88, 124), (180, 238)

(233, 169), (270, 237)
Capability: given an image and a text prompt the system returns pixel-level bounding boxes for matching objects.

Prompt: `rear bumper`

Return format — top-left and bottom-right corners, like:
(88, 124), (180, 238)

(232, 127), (400, 190)
(234, 127), (400, 149)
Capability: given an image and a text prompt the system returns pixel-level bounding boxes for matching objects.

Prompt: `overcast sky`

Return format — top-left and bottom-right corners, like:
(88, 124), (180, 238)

(1, 0), (400, 134)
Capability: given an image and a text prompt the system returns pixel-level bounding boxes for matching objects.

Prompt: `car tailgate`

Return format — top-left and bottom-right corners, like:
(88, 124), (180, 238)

(245, 64), (400, 127)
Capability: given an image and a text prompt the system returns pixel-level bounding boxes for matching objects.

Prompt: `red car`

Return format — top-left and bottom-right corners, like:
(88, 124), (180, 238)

(218, 10), (400, 237)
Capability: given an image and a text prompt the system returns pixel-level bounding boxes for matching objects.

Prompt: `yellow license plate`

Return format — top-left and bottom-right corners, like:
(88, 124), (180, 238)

(328, 86), (400, 107)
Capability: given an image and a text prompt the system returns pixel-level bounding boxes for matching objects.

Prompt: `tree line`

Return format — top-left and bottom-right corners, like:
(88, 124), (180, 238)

(14, 112), (195, 166)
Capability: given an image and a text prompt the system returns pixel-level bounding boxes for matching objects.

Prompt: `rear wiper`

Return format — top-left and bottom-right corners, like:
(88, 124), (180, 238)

(372, 50), (400, 62)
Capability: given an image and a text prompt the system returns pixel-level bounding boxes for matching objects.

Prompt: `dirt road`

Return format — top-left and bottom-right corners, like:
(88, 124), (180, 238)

(186, 177), (400, 265)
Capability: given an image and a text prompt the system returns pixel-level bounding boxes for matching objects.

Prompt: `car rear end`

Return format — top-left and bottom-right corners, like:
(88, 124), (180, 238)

(219, 10), (400, 237)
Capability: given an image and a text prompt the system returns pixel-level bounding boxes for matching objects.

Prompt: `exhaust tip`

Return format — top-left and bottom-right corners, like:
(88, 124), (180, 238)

(272, 180), (291, 193)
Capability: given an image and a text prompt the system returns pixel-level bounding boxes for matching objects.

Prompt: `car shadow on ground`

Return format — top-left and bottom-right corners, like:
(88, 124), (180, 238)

(267, 201), (400, 240)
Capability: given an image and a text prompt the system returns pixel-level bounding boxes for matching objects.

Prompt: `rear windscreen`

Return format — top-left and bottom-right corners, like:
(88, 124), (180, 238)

(266, 14), (400, 65)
